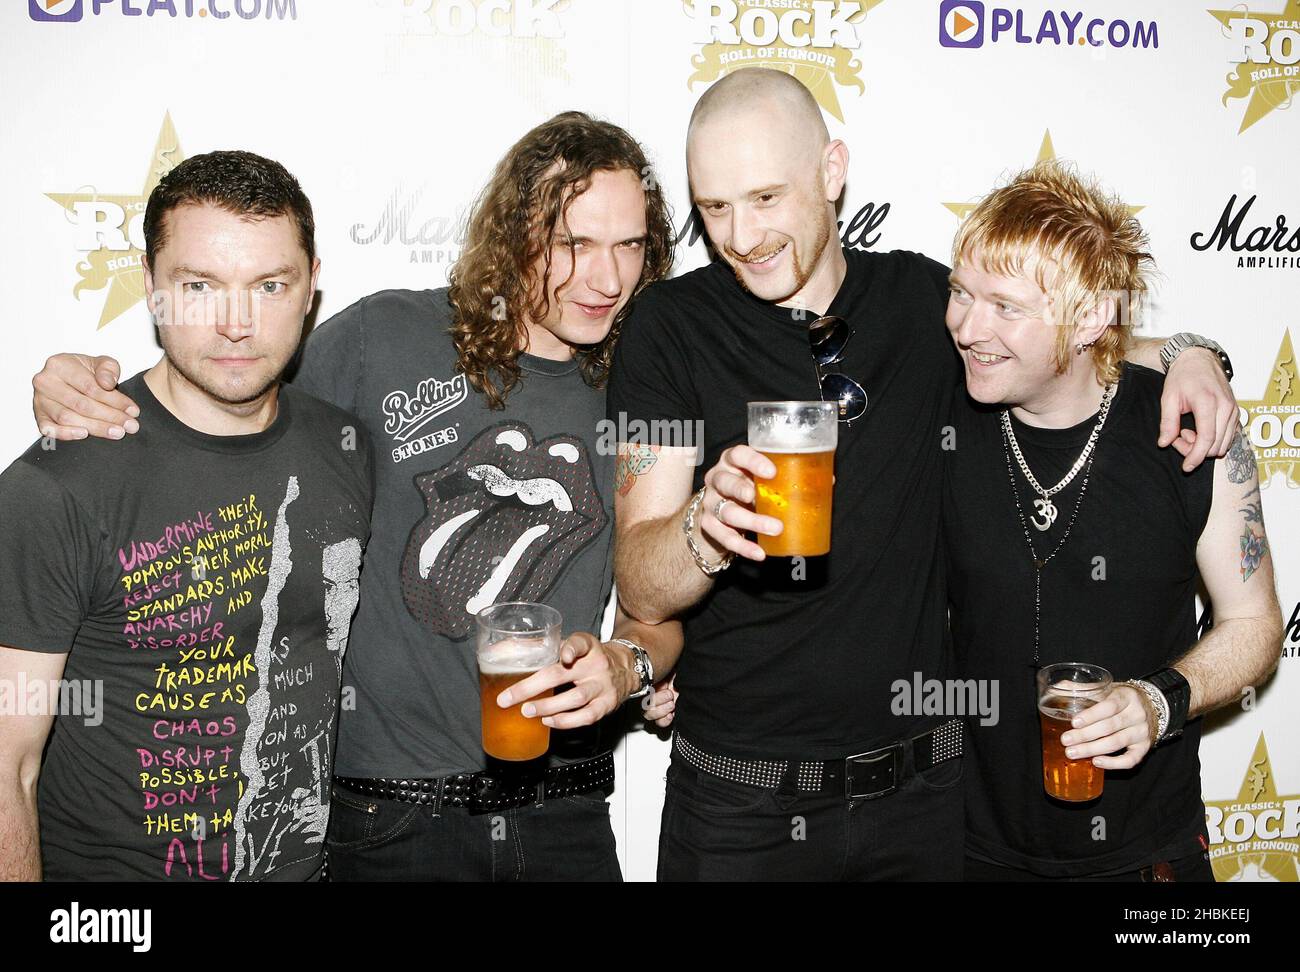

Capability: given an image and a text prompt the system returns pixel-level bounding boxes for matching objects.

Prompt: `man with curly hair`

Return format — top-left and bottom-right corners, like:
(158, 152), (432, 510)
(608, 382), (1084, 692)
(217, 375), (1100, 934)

(29, 112), (682, 881)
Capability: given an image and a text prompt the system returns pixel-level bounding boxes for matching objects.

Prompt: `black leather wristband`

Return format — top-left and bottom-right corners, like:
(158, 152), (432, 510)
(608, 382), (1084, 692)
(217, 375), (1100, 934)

(1142, 667), (1192, 741)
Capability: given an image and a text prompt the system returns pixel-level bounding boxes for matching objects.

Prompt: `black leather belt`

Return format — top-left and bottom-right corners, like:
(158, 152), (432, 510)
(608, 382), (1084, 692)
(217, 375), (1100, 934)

(673, 719), (963, 800)
(333, 751), (615, 815)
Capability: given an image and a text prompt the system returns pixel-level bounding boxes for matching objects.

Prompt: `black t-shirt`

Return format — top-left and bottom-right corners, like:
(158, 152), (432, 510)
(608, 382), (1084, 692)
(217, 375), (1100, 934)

(608, 248), (960, 760)
(0, 372), (372, 881)
(944, 363), (1213, 876)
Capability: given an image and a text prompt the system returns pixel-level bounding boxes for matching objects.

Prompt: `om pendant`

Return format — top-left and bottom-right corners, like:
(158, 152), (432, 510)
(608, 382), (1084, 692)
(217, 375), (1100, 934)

(1031, 497), (1057, 531)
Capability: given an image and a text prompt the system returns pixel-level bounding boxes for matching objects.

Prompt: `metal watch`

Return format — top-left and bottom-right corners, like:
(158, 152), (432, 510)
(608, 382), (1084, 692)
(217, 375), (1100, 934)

(610, 638), (653, 700)
(1159, 332), (1233, 382)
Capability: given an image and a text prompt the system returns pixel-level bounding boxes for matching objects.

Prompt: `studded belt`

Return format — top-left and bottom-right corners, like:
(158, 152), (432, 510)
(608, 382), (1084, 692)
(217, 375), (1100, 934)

(333, 751), (616, 815)
(673, 720), (963, 800)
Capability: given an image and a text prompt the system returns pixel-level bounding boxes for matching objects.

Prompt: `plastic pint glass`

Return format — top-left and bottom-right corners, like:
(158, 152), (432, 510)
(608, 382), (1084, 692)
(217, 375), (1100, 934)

(1036, 662), (1113, 802)
(747, 401), (838, 557)
(476, 602), (561, 761)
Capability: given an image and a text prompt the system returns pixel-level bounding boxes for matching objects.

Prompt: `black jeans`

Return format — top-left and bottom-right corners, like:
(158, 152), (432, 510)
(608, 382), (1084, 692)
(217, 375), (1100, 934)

(964, 851), (1215, 882)
(325, 784), (622, 881)
(657, 749), (965, 881)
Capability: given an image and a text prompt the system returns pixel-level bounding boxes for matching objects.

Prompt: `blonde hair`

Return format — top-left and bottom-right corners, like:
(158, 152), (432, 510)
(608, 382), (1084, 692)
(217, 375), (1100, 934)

(951, 160), (1154, 385)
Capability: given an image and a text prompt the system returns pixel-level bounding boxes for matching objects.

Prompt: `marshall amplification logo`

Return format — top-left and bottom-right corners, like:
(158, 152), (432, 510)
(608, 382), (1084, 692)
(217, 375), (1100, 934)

(1205, 734), (1300, 881)
(943, 130), (1143, 222)
(350, 183), (469, 266)
(1238, 330), (1300, 489)
(684, 0), (884, 122)
(45, 114), (184, 330)
(1190, 193), (1299, 269)
(1208, 1), (1300, 134)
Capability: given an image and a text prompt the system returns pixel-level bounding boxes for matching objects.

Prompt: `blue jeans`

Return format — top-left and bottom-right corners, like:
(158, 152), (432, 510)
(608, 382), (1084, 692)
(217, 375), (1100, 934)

(657, 749), (965, 881)
(325, 784), (622, 881)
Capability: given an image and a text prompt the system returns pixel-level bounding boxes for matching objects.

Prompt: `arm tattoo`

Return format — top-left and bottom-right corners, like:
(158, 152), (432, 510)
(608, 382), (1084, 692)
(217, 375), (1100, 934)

(615, 445), (659, 497)
(1226, 425), (1258, 484)
(1239, 485), (1269, 582)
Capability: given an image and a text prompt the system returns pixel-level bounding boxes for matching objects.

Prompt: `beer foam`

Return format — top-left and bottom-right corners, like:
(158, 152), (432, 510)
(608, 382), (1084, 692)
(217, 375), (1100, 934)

(478, 637), (555, 673)
(754, 445), (835, 454)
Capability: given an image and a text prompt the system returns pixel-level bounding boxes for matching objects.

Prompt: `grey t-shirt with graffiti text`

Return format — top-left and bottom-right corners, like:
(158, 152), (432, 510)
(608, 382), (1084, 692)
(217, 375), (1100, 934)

(292, 289), (616, 778)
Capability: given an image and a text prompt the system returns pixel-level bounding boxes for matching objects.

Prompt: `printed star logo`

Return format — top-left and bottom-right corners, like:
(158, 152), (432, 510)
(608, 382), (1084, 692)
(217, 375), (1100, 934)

(1239, 330), (1300, 489)
(45, 114), (184, 330)
(1204, 734), (1300, 882)
(942, 130), (1144, 221)
(1208, 1), (1300, 134)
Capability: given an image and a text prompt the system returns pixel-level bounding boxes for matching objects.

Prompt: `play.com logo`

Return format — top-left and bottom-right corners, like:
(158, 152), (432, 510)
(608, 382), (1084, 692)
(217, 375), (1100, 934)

(940, 1), (983, 48)
(29, 0), (83, 21)
(29, 0), (298, 22)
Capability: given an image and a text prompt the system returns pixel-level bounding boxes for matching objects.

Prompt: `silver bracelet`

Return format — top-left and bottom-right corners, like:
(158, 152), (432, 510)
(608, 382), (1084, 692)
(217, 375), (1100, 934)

(683, 487), (734, 576)
(610, 638), (653, 700)
(1126, 678), (1170, 742)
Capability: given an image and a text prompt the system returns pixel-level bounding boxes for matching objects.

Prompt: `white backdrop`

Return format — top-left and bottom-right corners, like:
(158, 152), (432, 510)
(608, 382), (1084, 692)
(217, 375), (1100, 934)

(2, 0), (1296, 881)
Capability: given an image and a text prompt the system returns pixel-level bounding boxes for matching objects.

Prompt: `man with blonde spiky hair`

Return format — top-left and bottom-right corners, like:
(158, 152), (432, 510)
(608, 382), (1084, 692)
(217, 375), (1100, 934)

(944, 161), (1282, 881)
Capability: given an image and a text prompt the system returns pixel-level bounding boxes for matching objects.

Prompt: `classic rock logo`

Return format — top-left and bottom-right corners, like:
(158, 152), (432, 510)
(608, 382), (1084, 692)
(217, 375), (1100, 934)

(45, 114), (184, 330)
(684, 0), (884, 122)
(1204, 734), (1300, 881)
(1238, 330), (1300, 489)
(942, 130), (1143, 221)
(381, 0), (570, 101)
(1208, 1), (1300, 134)
(400, 423), (607, 639)
(1190, 193), (1299, 269)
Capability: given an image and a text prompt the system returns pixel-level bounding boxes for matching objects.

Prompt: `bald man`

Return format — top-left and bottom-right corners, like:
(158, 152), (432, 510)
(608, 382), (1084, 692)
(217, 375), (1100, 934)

(608, 67), (1238, 881)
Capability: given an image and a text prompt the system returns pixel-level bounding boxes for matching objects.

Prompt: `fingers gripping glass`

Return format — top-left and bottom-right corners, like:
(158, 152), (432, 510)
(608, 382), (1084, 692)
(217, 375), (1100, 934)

(808, 315), (867, 423)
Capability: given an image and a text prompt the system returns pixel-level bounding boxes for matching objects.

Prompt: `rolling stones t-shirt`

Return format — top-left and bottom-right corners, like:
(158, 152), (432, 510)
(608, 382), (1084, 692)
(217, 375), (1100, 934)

(0, 374), (372, 881)
(291, 289), (616, 779)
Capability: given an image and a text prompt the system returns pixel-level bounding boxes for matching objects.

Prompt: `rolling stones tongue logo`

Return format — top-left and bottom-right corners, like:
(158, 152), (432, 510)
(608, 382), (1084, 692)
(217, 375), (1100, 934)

(400, 423), (608, 639)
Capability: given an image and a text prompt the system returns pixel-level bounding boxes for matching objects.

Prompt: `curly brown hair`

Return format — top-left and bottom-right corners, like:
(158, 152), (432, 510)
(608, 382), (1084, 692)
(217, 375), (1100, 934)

(448, 111), (674, 409)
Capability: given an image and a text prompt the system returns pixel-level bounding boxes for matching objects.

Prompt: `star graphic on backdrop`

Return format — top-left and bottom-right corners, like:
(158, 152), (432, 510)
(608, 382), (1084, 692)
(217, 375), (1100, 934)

(45, 114), (184, 330)
(1208, 1), (1300, 133)
(1204, 733), (1300, 882)
(1239, 330), (1300, 489)
(942, 130), (1144, 221)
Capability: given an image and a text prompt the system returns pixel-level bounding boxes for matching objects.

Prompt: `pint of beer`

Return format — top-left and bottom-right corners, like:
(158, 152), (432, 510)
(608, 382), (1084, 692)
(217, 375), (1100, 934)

(747, 401), (838, 557)
(1036, 662), (1113, 802)
(476, 603), (561, 762)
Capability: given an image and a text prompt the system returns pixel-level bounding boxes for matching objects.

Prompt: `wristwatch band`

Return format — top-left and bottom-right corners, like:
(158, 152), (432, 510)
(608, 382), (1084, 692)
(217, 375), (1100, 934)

(1159, 332), (1233, 382)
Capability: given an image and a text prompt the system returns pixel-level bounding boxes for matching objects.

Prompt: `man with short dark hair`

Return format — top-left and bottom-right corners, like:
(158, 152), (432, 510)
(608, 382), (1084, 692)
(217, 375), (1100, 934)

(27, 113), (683, 881)
(0, 151), (373, 880)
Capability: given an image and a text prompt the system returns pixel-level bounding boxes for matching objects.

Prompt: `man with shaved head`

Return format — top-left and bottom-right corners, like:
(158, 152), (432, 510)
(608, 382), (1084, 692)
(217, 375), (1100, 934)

(609, 67), (1238, 881)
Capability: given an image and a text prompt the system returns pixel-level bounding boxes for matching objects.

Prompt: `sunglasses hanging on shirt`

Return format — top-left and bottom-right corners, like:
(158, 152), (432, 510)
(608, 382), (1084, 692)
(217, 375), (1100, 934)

(808, 315), (868, 423)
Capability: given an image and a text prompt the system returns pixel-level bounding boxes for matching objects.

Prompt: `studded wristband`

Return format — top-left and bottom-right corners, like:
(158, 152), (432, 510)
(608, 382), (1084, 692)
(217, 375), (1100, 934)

(1140, 667), (1192, 741)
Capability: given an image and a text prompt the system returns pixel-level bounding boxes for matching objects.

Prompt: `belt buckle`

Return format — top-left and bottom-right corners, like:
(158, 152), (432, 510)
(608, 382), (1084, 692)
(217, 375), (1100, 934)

(844, 743), (902, 800)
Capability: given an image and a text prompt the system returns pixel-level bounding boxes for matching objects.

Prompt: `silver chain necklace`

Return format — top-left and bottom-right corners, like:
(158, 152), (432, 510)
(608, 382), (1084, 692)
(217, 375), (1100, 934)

(1000, 383), (1116, 531)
